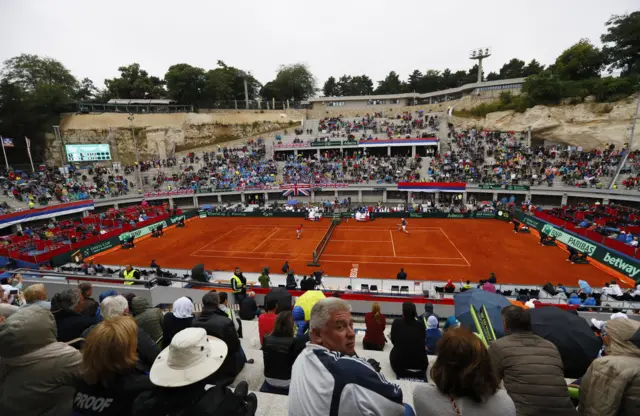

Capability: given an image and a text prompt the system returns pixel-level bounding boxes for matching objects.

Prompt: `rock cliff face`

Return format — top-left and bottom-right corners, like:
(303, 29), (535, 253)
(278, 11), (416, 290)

(47, 110), (304, 165)
(450, 95), (640, 150)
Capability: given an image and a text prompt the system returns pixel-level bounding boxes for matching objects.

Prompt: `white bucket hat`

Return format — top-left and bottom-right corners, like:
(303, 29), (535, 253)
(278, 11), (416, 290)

(150, 327), (228, 387)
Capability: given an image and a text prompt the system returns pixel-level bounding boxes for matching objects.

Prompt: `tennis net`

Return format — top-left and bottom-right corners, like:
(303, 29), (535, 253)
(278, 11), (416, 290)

(308, 221), (338, 266)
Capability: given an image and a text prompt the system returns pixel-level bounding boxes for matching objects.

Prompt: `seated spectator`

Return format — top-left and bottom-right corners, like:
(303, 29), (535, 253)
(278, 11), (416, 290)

(488, 305), (577, 416)
(579, 318), (640, 415)
(73, 316), (154, 415)
(192, 291), (245, 386)
(261, 311), (307, 395)
(443, 316), (460, 332)
(132, 328), (257, 416)
(413, 327), (516, 416)
(444, 279), (455, 293)
(78, 283), (101, 318)
(163, 297), (194, 347)
(425, 316), (442, 355)
(0, 305), (82, 415)
(482, 274), (497, 293)
(21, 283), (51, 309)
(390, 302), (428, 381)
(258, 298), (278, 346)
(239, 291), (259, 320)
(567, 292), (582, 306)
(52, 288), (99, 343)
(219, 292), (241, 337)
(99, 290), (118, 303)
(363, 302), (386, 351)
(292, 305), (309, 339)
(582, 294), (597, 308)
(419, 302), (439, 328)
(131, 297), (164, 346)
(608, 280), (624, 297)
(289, 298), (408, 415)
(285, 270), (297, 289)
(81, 295), (160, 372)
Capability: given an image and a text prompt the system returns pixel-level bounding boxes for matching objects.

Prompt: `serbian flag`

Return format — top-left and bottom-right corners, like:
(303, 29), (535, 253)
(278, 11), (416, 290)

(281, 183), (311, 196)
(397, 182), (466, 193)
(1, 137), (14, 147)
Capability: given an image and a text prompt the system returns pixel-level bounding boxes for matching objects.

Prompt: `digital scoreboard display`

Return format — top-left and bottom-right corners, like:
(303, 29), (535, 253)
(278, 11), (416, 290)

(65, 144), (112, 162)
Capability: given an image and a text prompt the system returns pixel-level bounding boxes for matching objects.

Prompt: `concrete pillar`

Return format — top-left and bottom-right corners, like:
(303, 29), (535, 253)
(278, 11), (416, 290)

(462, 193), (468, 203)
(527, 126), (532, 148)
(492, 192), (498, 202)
(411, 146), (416, 157)
(193, 195), (198, 207)
(169, 198), (174, 209)
(11, 223), (22, 234)
(82, 211), (89, 218)
(217, 194), (222, 203)
(311, 190), (315, 203)
(358, 190), (363, 203)
(264, 192), (269, 202)
(240, 193), (245, 203)
(603, 197), (610, 205)
(114, 203), (119, 209)
(294, 150), (298, 156)
(561, 193), (568, 206)
(383, 190), (388, 203)
(334, 190), (338, 198)
(387, 146), (391, 156)
(317, 149), (320, 158)
(434, 192), (439, 204)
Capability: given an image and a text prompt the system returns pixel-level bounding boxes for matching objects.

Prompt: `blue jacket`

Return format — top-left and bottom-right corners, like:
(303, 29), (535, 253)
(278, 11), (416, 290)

(583, 297), (596, 306)
(568, 294), (582, 306)
(425, 328), (442, 354)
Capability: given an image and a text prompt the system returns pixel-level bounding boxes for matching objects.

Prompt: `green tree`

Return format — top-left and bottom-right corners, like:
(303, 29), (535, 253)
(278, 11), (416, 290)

(323, 76), (337, 96)
(554, 39), (606, 81)
(336, 75), (353, 96)
(523, 59), (545, 77)
(486, 72), (500, 81)
(522, 72), (566, 104)
(164, 63), (206, 104)
(407, 70), (423, 92)
(104, 63), (166, 99)
(466, 64), (483, 84)
(260, 63), (316, 101)
(74, 77), (98, 101)
(601, 12), (640, 76)
(350, 75), (374, 95)
(418, 70), (443, 93)
(498, 58), (526, 79)
(202, 61), (261, 103)
(1, 54), (77, 95)
(375, 71), (405, 94)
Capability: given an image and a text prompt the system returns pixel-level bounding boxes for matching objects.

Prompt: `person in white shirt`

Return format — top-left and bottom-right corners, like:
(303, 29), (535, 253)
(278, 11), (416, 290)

(288, 298), (408, 416)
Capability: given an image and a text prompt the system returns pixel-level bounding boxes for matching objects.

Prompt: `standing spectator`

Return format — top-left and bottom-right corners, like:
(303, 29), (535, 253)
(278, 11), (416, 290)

(230, 267), (246, 305)
(281, 261), (290, 274)
(286, 270), (297, 289)
(192, 291), (245, 386)
(239, 291), (259, 320)
(413, 328), (516, 416)
(78, 283), (101, 318)
(258, 298), (278, 346)
(122, 265), (141, 286)
(73, 316), (154, 416)
(21, 283), (51, 309)
(579, 318), (640, 415)
(289, 298), (407, 416)
(131, 297), (164, 346)
(162, 297), (194, 348)
(258, 267), (271, 288)
(0, 306), (82, 415)
(425, 316), (442, 355)
(261, 311), (306, 395)
(363, 302), (386, 351)
(488, 306), (577, 416)
(219, 292), (242, 337)
(390, 302), (428, 380)
(397, 268), (407, 280)
(52, 288), (99, 343)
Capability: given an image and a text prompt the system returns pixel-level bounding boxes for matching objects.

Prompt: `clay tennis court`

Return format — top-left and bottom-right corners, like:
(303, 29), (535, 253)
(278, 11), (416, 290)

(92, 217), (619, 287)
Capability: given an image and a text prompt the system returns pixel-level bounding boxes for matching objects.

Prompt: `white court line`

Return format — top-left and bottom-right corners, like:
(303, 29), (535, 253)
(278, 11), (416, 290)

(191, 253), (469, 266)
(321, 254), (465, 260)
(194, 250), (301, 255)
(251, 228), (281, 252)
(389, 230), (397, 257)
(190, 226), (240, 255)
(438, 228), (471, 266)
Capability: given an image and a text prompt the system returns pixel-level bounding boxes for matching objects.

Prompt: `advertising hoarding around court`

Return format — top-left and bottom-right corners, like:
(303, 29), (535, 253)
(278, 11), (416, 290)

(65, 144), (112, 162)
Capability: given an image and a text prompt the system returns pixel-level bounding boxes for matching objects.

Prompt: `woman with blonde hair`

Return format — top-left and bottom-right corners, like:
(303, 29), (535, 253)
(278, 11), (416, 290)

(363, 302), (386, 351)
(73, 316), (153, 416)
(21, 283), (50, 309)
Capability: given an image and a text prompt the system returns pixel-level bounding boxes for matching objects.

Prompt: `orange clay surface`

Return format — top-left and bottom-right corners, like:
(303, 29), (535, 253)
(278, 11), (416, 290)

(93, 217), (616, 287)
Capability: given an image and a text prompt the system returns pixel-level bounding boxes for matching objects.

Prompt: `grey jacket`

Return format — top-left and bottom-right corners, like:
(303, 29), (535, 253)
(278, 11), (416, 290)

(0, 305), (82, 416)
(413, 384), (516, 416)
(488, 332), (578, 416)
(131, 297), (163, 343)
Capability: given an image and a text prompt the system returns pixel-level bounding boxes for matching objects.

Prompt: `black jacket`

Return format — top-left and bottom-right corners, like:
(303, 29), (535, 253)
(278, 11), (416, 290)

(300, 277), (316, 291)
(163, 312), (193, 346)
(389, 318), (427, 375)
(192, 307), (244, 385)
(239, 298), (257, 321)
(81, 296), (100, 317)
(54, 309), (98, 343)
(73, 369), (154, 416)
(82, 324), (160, 372)
(397, 271), (407, 280)
(286, 274), (297, 289)
(262, 335), (306, 381)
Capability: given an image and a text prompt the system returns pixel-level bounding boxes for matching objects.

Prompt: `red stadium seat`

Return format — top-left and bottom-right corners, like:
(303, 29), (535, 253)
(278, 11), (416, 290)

(584, 230), (604, 244)
(604, 238), (637, 257)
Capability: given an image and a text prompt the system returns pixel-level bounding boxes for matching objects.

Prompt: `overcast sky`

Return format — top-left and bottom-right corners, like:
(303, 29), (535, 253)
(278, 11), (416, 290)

(1, 0), (637, 90)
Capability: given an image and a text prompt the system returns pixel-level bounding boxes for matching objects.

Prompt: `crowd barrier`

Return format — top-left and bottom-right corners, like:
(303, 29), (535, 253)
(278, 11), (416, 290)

(514, 210), (640, 284)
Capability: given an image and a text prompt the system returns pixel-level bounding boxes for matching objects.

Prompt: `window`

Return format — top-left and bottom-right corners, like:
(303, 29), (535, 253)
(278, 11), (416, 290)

(326, 101), (344, 107)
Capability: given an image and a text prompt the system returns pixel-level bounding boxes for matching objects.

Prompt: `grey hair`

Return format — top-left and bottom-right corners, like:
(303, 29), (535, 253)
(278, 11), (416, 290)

(52, 288), (81, 311)
(309, 298), (351, 331)
(202, 291), (220, 307)
(101, 295), (129, 319)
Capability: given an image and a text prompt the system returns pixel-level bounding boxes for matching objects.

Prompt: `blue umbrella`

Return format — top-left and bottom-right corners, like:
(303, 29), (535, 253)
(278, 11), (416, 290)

(200, 204), (213, 210)
(578, 280), (592, 294)
(287, 200), (298, 205)
(454, 289), (511, 338)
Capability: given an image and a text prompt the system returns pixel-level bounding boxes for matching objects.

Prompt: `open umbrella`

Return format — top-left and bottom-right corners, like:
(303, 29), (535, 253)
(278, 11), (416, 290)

(265, 287), (292, 313)
(454, 289), (511, 338)
(295, 290), (326, 321)
(529, 307), (602, 378)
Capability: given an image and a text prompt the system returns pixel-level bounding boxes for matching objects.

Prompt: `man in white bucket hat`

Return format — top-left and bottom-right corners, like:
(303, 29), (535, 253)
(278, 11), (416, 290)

(132, 327), (257, 416)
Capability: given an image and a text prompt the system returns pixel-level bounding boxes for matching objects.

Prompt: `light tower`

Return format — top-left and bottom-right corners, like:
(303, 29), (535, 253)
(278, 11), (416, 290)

(469, 47), (491, 84)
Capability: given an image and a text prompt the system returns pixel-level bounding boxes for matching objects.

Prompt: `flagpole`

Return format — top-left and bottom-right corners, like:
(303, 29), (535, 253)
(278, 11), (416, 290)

(25, 137), (35, 172)
(0, 136), (9, 170)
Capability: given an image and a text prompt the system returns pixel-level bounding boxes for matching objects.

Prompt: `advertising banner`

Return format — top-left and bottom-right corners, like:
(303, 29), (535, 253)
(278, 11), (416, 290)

(199, 211), (306, 218)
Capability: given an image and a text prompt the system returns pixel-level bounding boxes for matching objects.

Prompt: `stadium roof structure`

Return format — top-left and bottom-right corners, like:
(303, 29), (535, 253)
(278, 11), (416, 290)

(107, 99), (177, 105)
(308, 77), (526, 102)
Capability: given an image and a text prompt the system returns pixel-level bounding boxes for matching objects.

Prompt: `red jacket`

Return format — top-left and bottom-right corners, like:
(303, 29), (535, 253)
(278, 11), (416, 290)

(364, 312), (386, 346)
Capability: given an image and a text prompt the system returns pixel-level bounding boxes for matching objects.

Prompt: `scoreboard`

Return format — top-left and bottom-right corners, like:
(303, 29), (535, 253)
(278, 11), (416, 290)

(65, 144), (112, 162)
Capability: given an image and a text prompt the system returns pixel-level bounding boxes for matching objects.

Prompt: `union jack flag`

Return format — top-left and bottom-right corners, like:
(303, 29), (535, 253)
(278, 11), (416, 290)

(281, 183), (311, 196)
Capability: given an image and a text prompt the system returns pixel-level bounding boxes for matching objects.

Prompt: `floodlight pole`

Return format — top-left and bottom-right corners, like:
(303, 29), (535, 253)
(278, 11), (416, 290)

(128, 113), (143, 191)
(469, 48), (492, 84)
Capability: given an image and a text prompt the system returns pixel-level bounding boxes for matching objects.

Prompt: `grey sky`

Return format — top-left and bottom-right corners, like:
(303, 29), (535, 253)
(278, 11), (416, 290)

(1, 0), (637, 91)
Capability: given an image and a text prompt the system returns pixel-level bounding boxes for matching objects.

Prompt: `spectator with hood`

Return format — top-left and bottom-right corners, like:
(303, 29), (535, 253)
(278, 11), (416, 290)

(390, 301), (428, 380)
(419, 302), (439, 328)
(73, 316), (154, 416)
(131, 297), (164, 346)
(292, 305), (308, 339)
(163, 296), (194, 347)
(488, 305), (577, 416)
(425, 316), (442, 355)
(0, 306), (82, 415)
(579, 318), (640, 415)
(52, 288), (100, 343)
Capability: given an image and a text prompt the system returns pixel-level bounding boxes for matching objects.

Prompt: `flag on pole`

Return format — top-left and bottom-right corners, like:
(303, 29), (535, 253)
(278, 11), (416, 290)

(281, 183), (311, 196)
(1, 137), (14, 147)
(25, 137), (35, 173)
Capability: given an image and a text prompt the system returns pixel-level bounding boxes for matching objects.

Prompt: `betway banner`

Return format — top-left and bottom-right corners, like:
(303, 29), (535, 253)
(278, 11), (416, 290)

(118, 211), (197, 242)
(515, 210), (640, 282)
